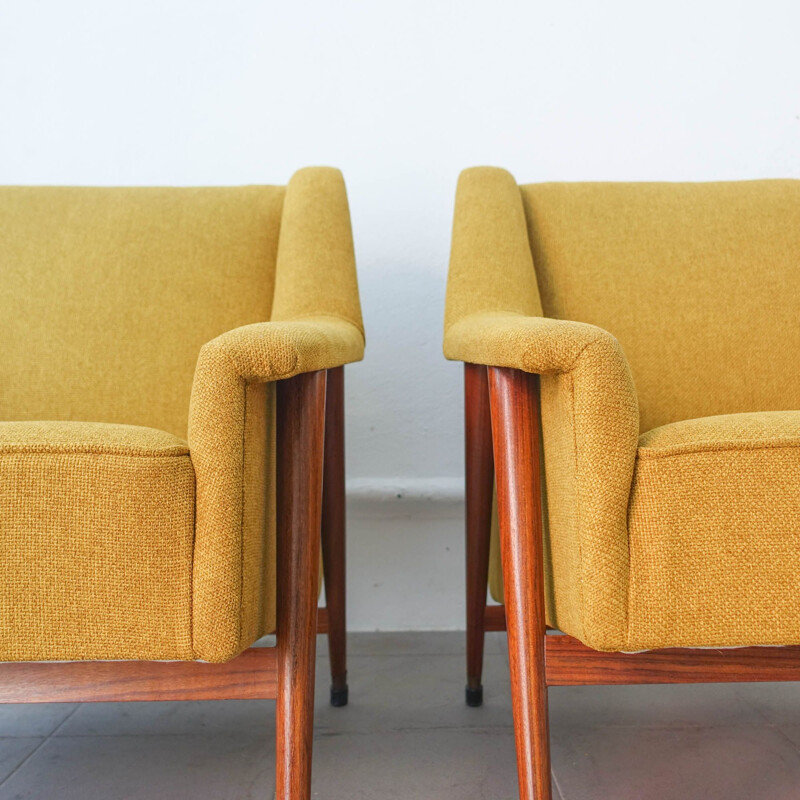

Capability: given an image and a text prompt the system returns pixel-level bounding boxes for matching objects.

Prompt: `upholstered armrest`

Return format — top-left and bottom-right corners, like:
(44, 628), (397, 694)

(194, 316), (364, 384)
(443, 167), (641, 650)
(187, 316), (362, 663)
(444, 310), (622, 374)
(447, 314), (640, 650)
(188, 166), (364, 662)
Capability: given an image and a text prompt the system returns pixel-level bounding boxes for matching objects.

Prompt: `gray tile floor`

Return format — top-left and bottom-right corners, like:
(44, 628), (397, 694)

(1, 633), (799, 798)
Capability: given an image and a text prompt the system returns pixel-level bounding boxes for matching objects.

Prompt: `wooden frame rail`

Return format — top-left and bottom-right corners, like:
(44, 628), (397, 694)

(483, 604), (506, 631)
(316, 607), (330, 633)
(477, 608), (800, 685)
(546, 635), (800, 686)
(0, 609), (338, 706)
(0, 647), (279, 704)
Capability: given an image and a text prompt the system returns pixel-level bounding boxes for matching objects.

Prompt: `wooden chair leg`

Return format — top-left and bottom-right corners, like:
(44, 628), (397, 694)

(276, 370), (327, 800)
(488, 367), (551, 800)
(321, 366), (348, 707)
(465, 363), (495, 707)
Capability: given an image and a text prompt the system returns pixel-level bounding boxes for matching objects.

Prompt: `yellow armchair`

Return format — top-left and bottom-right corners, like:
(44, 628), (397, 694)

(0, 166), (363, 799)
(444, 166), (800, 799)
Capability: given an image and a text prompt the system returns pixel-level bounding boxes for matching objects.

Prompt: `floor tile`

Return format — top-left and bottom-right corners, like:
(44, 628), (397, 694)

(731, 681), (800, 726)
(314, 653), (512, 734)
(312, 728), (559, 800)
(0, 739), (43, 785)
(548, 682), (765, 731)
(551, 724), (800, 800)
(55, 698), (275, 738)
(0, 704), (78, 737)
(8, 725), (532, 800)
(769, 724), (800, 753)
(0, 734), (274, 800)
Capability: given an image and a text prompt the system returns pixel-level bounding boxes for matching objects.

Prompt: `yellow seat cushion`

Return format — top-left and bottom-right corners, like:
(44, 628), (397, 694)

(627, 411), (800, 650)
(0, 421), (195, 662)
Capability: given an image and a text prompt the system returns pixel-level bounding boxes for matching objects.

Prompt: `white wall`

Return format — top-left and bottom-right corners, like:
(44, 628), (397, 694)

(1, 1), (798, 629)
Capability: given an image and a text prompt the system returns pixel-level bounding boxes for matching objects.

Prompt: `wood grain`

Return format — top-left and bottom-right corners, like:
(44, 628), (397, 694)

(276, 370), (327, 800)
(0, 648), (278, 703)
(321, 366), (348, 703)
(483, 604), (507, 631)
(316, 607), (329, 633)
(489, 367), (551, 800)
(546, 635), (800, 685)
(464, 363), (495, 702)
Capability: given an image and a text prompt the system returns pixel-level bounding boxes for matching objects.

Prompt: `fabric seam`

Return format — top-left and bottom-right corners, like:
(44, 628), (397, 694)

(567, 369), (587, 644)
(566, 333), (619, 646)
(639, 441), (800, 459)
(238, 376), (248, 653)
(0, 447), (189, 457)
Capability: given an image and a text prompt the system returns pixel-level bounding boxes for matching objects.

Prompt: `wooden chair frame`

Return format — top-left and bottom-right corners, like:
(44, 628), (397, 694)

(465, 362), (800, 800)
(0, 365), (349, 800)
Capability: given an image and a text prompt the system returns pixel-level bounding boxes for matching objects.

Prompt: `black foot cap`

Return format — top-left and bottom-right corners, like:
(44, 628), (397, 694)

(465, 685), (483, 707)
(330, 684), (349, 707)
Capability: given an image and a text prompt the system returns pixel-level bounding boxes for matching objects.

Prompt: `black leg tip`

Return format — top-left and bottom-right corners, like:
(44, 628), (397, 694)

(330, 684), (349, 707)
(465, 685), (483, 707)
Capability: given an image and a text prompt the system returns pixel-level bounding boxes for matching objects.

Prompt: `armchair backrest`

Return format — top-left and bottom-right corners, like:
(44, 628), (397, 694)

(0, 185), (284, 438)
(519, 180), (800, 432)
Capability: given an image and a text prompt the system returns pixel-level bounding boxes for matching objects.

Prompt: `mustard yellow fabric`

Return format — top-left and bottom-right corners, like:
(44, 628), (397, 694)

(0, 184), (285, 439)
(629, 412), (800, 650)
(0, 421), (195, 661)
(0, 167), (364, 663)
(520, 180), (800, 433)
(444, 166), (800, 651)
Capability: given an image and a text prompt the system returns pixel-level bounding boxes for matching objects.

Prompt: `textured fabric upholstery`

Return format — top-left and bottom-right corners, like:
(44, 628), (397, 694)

(0, 184), (284, 439)
(519, 180), (800, 432)
(445, 166), (800, 650)
(189, 167), (364, 661)
(0, 167), (364, 662)
(628, 412), (800, 650)
(0, 422), (195, 661)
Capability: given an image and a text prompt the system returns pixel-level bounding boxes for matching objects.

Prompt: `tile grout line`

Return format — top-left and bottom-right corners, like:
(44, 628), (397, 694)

(727, 684), (800, 757)
(0, 704), (82, 790)
(552, 767), (567, 800)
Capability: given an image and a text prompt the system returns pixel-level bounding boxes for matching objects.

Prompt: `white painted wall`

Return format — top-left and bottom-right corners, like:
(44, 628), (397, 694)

(1, 1), (798, 629)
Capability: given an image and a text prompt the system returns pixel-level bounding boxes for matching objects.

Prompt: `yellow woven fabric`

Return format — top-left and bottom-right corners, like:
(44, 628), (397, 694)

(189, 166), (364, 662)
(520, 179), (800, 432)
(0, 184), (284, 439)
(189, 317), (364, 661)
(0, 167), (364, 662)
(628, 412), (800, 649)
(445, 166), (800, 650)
(0, 421), (195, 661)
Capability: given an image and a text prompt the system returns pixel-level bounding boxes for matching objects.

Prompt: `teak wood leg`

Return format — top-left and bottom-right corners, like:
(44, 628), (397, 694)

(321, 366), (348, 707)
(464, 363), (495, 707)
(276, 370), (327, 800)
(489, 367), (551, 800)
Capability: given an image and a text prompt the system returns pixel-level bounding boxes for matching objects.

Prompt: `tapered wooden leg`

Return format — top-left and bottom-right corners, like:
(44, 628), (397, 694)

(321, 366), (348, 707)
(276, 370), (327, 800)
(488, 367), (551, 800)
(465, 363), (495, 707)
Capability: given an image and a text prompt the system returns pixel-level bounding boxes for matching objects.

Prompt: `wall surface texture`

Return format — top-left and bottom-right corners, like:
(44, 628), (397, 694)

(1, 0), (798, 629)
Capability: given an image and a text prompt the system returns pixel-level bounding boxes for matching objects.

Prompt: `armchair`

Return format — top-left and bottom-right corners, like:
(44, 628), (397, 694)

(0, 167), (364, 799)
(444, 167), (800, 798)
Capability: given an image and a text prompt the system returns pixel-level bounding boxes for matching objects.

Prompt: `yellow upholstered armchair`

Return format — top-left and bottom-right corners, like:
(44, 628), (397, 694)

(444, 167), (800, 799)
(0, 167), (364, 799)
